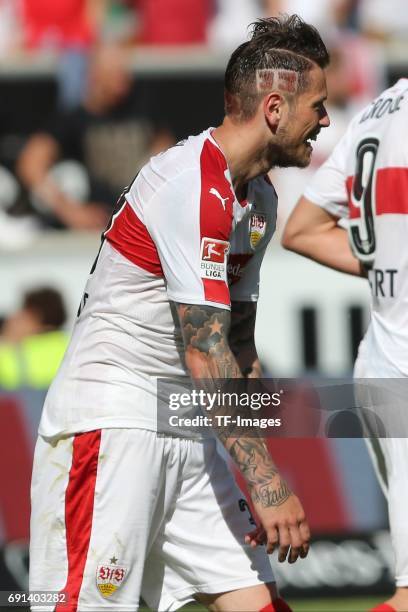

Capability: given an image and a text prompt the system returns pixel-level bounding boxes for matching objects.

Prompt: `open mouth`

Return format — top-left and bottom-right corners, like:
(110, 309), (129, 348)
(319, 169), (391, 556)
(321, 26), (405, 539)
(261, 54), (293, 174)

(305, 134), (317, 147)
(305, 133), (318, 147)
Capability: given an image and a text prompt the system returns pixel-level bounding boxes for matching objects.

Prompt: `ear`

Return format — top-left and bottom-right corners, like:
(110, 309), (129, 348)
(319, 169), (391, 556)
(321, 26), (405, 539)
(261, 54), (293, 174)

(263, 91), (285, 133)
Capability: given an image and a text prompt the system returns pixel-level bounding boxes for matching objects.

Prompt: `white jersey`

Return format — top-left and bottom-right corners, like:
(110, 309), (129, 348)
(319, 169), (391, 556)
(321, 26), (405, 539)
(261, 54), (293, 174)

(304, 79), (408, 376)
(40, 128), (277, 437)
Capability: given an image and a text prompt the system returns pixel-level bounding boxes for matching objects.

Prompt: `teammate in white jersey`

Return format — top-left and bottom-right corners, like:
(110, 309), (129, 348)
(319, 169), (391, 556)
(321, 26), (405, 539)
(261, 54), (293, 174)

(282, 79), (408, 612)
(30, 15), (330, 612)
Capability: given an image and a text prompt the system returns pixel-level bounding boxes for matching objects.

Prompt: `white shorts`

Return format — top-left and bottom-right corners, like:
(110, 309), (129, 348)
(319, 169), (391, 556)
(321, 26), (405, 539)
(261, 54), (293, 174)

(354, 357), (408, 587)
(30, 429), (274, 611)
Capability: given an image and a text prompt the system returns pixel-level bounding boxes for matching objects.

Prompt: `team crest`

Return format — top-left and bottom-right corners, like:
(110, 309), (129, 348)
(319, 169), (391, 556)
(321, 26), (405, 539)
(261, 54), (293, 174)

(96, 557), (128, 598)
(249, 213), (267, 249)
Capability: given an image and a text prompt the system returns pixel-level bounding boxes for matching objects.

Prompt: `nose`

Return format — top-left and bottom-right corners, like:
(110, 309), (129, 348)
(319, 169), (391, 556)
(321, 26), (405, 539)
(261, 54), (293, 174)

(319, 107), (330, 128)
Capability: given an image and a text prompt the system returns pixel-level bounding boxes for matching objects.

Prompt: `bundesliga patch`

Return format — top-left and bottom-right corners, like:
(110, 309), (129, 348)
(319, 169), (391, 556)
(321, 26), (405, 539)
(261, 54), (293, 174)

(200, 238), (230, 281)
(249, 213), (267, 249)
(96, 557), (128, 598)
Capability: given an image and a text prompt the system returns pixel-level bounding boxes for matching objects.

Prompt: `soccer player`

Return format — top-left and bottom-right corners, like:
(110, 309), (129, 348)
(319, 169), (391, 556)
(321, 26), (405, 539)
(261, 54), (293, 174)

(30, 15), (330, 612)
(282, 79), (408, 612)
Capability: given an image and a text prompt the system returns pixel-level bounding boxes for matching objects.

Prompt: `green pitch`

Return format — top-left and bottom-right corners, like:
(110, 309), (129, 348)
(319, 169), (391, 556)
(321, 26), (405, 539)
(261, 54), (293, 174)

(287, 598), (386, 611)
(163, 597), (388, 611)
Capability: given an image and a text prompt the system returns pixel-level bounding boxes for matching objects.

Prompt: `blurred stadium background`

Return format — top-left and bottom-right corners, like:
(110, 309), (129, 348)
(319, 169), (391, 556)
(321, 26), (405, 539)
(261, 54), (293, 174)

(1, 0), (407, 609)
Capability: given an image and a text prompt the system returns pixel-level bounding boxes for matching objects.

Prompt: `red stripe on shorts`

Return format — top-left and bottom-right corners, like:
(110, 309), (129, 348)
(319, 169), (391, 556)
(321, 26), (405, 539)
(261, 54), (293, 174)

(56, 430), (102, 612)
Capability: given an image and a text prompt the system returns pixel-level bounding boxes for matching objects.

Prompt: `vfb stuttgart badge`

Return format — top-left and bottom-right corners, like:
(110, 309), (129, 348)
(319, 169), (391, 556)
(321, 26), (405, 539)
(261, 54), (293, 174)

(97, 556), (127, 598)
(249, 213), (267, 249)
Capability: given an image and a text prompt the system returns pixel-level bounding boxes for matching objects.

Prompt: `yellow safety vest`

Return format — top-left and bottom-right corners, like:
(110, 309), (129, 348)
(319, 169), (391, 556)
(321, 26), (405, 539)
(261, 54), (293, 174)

(0, 331), (68, 389)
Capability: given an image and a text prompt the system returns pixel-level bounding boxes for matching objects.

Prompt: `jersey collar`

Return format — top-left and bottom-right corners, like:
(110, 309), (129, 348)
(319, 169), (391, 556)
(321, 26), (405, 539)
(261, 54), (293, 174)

(207, 128), (249, 208)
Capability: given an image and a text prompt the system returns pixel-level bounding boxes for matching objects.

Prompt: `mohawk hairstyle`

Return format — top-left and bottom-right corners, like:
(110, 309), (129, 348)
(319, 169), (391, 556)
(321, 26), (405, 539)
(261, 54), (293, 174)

(224, 14), (330, 120)
(250, 15), (330, 67)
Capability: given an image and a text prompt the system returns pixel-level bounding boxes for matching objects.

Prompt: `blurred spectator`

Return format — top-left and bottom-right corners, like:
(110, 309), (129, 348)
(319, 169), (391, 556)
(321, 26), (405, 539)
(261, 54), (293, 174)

(357, 0), (408, 41)
(0, 287), (68, 389)
(0, 164), (39, 249)
(207, 0), (356, 52)
(100, 1), (137, 44)
(208, 0), (261, 51)
(135, 0), (212, 45)
(339, 31), (385, 106)
(0, 0), (23, 57)
(19, 0), (109, 109)
(20, 0), (105, 50)
(17, 43), (174, 231)
(263, 0), (356, 35)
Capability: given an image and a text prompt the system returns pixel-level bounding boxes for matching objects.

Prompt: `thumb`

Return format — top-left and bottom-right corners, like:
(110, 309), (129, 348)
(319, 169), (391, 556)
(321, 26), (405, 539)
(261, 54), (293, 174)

(245, 525), (266, 548)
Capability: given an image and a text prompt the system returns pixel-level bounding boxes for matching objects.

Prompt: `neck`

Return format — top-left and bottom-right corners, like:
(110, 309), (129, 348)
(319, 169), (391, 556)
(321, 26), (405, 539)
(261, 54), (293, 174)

(212, 117), (271, 197)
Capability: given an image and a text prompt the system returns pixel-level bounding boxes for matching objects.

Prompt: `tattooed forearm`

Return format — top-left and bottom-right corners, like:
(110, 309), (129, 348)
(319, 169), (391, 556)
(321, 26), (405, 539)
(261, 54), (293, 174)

(229, 438), (292, 508)
(256, 480), (292, 508)
(175, 302), (289, 508)
(229, 438), (273, 482)
(176, 302), (248, 439)
(177, 303), (242, 379)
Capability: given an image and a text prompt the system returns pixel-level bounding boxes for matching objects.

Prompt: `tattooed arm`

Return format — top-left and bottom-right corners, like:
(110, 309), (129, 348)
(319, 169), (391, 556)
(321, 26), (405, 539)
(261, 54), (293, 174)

(229, 301), (262, 378)
(176, 302), (310, 563)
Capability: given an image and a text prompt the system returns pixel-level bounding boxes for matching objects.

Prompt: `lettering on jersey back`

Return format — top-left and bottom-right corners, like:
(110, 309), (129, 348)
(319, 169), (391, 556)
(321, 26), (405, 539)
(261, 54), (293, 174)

(347, 137), (379, 266)
(368, 268), (398, 298)
(359, 91), (407, 124)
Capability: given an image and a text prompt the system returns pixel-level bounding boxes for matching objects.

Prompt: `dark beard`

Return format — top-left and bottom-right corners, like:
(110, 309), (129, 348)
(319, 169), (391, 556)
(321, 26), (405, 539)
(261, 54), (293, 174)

(266, 140), (310, 169)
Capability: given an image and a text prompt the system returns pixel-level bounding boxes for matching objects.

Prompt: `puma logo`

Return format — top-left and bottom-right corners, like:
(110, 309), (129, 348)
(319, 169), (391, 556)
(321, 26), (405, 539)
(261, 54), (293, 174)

(209, 187), (229, 211)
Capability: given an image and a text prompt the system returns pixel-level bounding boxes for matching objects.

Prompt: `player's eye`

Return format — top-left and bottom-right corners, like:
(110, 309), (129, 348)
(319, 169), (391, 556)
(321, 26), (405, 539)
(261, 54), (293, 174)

(314, 102), (327, 118)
